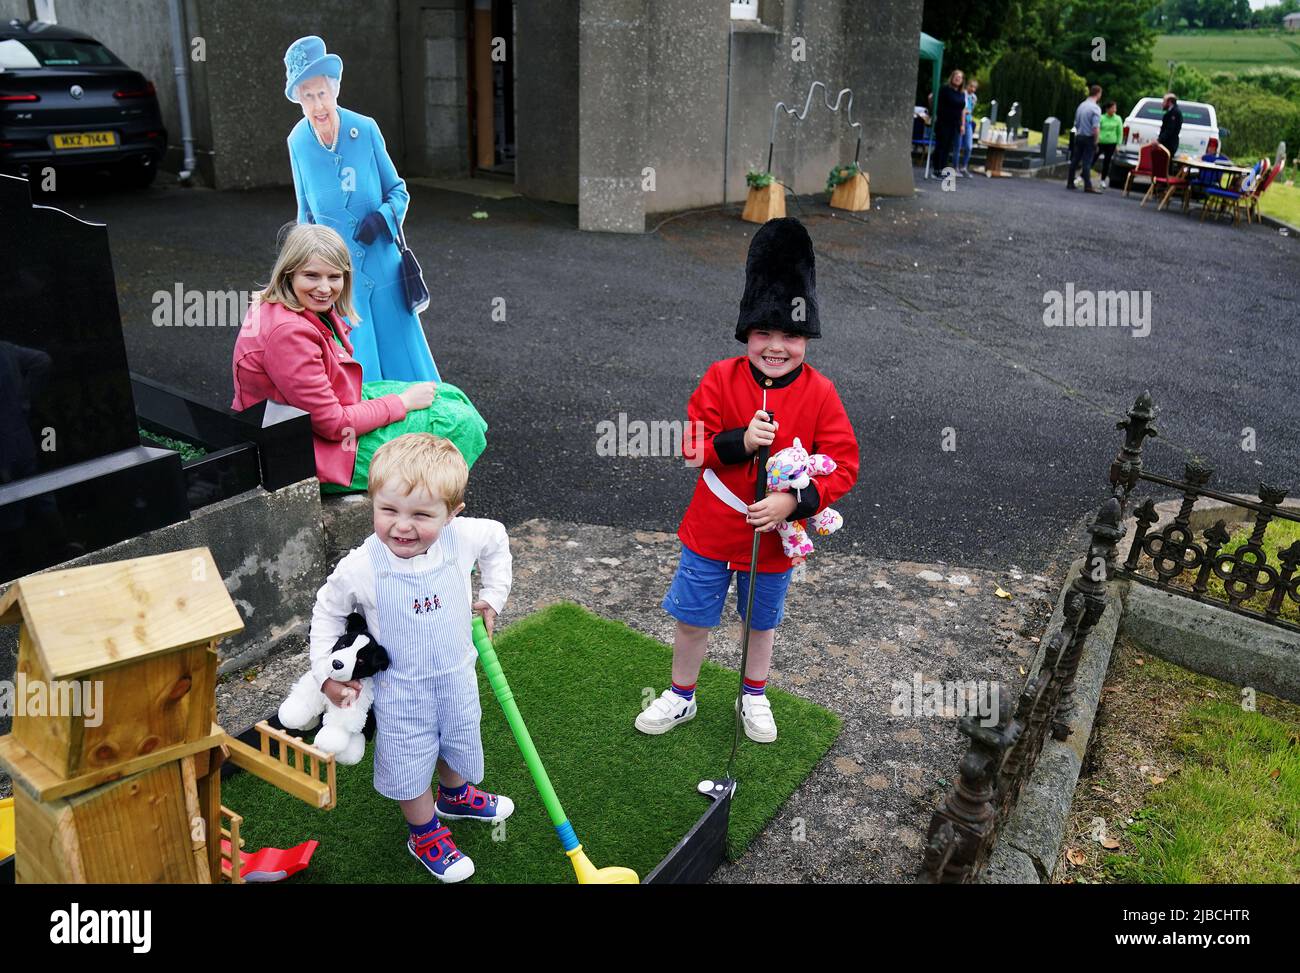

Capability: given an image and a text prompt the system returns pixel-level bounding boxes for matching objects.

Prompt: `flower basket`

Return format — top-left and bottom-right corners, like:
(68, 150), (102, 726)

(742, 169), (784, 223)
(828, 165), (870, 212)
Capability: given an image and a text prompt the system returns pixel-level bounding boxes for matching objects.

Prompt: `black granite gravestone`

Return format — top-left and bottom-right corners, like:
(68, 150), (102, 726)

(0, 172), (188, 581)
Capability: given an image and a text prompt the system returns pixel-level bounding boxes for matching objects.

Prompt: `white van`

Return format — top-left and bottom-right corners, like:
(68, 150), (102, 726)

(1113, 98), (1222, 170)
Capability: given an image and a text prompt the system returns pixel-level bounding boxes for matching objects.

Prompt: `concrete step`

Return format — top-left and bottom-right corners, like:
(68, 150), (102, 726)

(321, 492), (374, 563)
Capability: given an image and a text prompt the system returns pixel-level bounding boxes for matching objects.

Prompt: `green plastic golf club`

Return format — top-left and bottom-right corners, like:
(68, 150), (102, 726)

(471, 615), (639, 883)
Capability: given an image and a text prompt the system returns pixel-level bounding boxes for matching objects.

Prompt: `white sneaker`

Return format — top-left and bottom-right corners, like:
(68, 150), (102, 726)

(635, 688), (697, 735)
(737, 694), (778, 743)
(1100, 177), (1109, 189)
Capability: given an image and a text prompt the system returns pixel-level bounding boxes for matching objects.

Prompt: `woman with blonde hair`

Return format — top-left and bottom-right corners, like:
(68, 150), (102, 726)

(283, 35), (437, 383)
(231, 224), (485, 493)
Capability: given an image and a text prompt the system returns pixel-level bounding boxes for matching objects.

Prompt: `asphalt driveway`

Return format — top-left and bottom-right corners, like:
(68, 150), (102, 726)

(45, 166), (1300, 571)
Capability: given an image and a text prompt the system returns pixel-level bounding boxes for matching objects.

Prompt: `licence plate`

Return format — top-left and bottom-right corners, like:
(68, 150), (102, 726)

(52, 131), (118, 150)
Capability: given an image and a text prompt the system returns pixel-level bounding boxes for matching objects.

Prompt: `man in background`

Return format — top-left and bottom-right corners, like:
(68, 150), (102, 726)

(1067, 84), (1104, 194)
(1158, 92), (1183, 160)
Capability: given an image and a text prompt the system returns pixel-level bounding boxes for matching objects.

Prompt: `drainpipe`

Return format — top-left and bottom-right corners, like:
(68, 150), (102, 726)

(723, 23), (733, 205)
(167, 0), (197, 183)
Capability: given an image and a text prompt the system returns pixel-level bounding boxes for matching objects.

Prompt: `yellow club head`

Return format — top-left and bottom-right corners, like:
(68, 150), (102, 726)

(566, 845), (639, 884)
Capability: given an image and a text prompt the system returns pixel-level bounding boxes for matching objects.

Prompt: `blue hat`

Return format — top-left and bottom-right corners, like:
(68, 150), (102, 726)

(284, 36), (343, 102)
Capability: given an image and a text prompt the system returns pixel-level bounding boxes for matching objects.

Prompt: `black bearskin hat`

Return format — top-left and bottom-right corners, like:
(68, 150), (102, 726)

(735, 217), (820, 342)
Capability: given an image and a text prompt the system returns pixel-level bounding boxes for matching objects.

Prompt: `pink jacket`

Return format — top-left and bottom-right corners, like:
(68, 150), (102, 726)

(230, 299), (406, 487)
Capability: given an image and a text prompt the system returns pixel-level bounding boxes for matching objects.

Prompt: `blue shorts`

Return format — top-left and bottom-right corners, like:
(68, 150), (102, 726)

(662, 546), (793, 631)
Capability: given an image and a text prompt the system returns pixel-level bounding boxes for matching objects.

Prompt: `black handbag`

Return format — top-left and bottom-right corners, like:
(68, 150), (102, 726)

(395, 222), (430, 315)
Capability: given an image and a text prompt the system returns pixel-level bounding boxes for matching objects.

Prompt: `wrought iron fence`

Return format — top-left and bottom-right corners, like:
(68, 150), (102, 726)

(919, 391), (1298, 882)
(918, 497), (1123, 883)
(1106, 392), (1300, 634)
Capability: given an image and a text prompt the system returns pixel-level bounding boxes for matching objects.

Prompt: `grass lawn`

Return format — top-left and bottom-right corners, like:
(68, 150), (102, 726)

(1153, 31), (1300, 77)
(1259, 177), (1300, 227)
(220, 603), (841, 884)
(1058, 639), (1300, 884)
(1026, 127), (1069, 148)
(1109, 696), (1300, 883)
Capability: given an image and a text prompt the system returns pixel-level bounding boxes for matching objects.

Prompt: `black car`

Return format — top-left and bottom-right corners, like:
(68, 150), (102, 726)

(0, 19), (166, 187)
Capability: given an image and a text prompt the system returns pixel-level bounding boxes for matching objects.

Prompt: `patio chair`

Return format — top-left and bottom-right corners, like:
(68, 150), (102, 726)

(1154, 146), (1191, 211)
(1124, 142), (1159, 198)
(1142, 145), (1186, 208)
(1180, 150), (1232, 214)
(1246, 156), (1285, 224)
(1201, 159), (1266, 225)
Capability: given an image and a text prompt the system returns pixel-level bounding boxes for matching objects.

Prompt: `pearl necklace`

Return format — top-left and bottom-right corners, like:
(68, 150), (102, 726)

(314, 112), (339, 153)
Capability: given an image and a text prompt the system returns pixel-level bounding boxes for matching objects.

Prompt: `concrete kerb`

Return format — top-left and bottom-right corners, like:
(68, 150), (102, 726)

(982, 557), (1124, 884)
(0, 478), (327, 690)
(1257, 212), (1299, 240)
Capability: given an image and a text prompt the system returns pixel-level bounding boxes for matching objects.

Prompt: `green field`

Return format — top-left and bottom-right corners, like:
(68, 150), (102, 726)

(1154, 31), (1300, 76)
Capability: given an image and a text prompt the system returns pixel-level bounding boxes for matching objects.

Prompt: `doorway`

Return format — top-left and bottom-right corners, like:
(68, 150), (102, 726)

(469, 0), (515, 177)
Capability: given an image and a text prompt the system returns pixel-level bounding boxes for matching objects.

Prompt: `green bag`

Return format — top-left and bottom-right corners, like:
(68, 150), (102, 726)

(320, 380), (488, 494)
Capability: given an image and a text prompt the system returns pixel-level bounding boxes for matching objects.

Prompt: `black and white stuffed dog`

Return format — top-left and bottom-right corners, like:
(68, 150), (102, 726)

(278, 613), (390, 766)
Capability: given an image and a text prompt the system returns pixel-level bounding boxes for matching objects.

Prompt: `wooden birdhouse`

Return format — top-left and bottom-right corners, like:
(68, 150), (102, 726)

(0, 547), (337, 883)
(0, 548), (237, 789)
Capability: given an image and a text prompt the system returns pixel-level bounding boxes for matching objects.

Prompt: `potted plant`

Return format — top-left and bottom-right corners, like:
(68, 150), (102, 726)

(827, 161), (870, 212)
(742, 167), (785, 223)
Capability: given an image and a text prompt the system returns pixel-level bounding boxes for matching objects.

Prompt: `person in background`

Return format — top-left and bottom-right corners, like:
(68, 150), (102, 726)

(957, 78), (979, 177)
(932, 69), (966, 177)
(913, 104), (931, 142)
(1067, 84), (1103, 194)
(1158, 92), (1183, 161)
(1096, 100), (1122, 189)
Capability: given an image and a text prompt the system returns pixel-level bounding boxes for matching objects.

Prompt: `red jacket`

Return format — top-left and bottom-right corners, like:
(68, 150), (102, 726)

(230, 299), (407, 487)
(678, 357), (859, 571)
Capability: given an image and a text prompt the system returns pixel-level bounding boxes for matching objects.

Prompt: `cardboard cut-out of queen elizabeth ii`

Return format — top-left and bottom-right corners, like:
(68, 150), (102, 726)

(283, 35), (438, 383)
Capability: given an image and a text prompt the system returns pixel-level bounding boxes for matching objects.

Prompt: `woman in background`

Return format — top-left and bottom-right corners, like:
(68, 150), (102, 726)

(1097, 100), (1122, 189)
(958, 78), (979, 177)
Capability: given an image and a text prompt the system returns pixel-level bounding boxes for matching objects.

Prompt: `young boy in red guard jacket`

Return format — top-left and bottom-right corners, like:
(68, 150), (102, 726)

(635, 217), (859, 743)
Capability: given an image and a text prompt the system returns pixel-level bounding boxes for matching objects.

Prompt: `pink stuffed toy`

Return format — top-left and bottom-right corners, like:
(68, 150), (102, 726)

(764, 437), (844, 568)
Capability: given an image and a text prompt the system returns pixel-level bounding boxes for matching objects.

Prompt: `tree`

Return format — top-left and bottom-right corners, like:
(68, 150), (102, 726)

(1169, 63), (1212, 102)
(920, 0), (1033, 75)
(1028, 0), (1162, 116)
(924, 0), (1162, 116)
(987, 50), (1088, 131)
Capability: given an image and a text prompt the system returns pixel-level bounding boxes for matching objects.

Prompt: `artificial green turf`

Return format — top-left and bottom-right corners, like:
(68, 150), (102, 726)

(220, 603), (841, 884)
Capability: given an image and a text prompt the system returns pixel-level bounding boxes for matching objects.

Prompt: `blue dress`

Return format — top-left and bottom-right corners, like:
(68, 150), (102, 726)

(288, 106), (439, 383)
